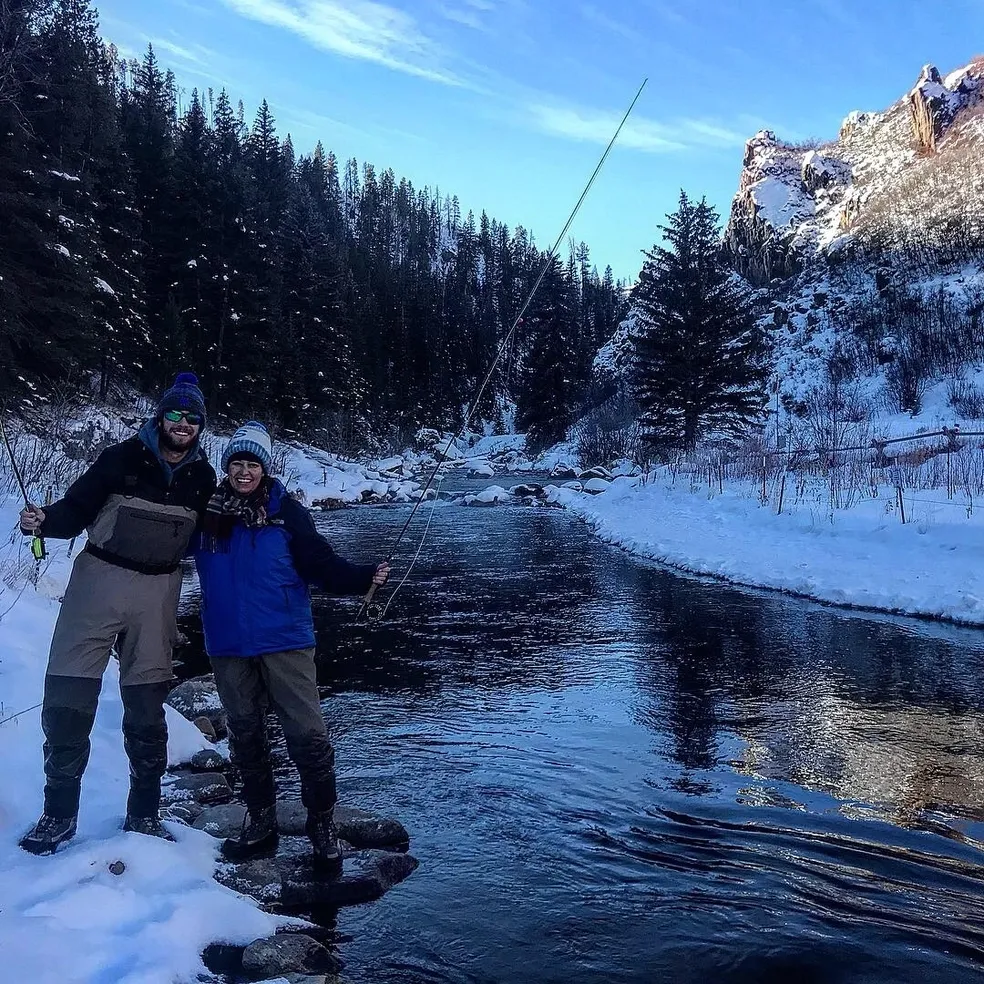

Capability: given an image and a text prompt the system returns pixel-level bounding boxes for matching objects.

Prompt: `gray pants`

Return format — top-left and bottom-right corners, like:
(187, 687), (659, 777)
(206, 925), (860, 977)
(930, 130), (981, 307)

(210, 649), (337, 814)
(41, 551), (181, 819)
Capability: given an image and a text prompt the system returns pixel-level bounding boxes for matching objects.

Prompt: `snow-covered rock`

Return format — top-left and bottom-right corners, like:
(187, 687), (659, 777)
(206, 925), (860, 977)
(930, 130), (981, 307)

(462, 485), (509, 506)
(583, 478), (611, 494)
(466, 459), (495, 477)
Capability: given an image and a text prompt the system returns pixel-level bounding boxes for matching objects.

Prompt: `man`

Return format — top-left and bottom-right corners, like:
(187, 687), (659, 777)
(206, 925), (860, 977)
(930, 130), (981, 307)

(18, 372), (217, 854)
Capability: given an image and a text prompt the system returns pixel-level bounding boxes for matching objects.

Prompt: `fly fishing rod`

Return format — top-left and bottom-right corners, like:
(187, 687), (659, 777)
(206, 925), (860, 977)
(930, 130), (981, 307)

(0, 413), (47, 561)
(358, 78), (649, 623)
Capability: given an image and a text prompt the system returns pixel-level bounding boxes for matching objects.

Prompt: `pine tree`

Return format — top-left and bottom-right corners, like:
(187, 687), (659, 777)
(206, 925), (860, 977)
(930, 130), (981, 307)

(630, 192), (770, 453)
(515, 255), (579, 454)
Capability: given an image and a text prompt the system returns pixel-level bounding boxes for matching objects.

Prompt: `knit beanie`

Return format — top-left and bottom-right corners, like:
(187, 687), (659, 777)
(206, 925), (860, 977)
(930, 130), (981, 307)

(158, 371), (207, 422)
(222, 420), (274, 475)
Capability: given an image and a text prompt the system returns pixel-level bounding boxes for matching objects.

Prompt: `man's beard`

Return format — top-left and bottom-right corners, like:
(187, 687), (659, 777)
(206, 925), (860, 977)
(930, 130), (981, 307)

(160, 427), (194, 453)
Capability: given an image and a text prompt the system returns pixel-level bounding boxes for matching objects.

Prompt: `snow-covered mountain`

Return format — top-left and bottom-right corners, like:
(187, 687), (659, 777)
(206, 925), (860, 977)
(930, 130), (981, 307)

(601, 58), (984, 428)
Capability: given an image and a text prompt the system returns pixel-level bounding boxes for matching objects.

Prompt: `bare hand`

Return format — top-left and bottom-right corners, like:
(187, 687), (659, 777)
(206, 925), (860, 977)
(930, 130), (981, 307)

(372, 561), (390, 587)
(19, 505), (45, 533)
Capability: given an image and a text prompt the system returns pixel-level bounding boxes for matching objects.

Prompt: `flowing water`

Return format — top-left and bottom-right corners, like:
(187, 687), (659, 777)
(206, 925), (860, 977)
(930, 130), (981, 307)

(179, 489), (984, 983)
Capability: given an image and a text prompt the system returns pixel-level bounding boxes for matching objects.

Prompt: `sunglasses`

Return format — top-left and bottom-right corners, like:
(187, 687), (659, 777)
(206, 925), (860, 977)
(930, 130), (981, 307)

(163, 409), (203, 426)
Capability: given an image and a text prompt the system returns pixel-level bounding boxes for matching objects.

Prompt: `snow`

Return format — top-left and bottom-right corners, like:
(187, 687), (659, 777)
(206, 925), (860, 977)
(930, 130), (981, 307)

(0, 500), (292, 982)
(549, 469), (984, 625)
(49, 170), (81, 182)
(93, 277), (115, 296)
(750, 174), (810, 227)
(52, 245), (70, 258)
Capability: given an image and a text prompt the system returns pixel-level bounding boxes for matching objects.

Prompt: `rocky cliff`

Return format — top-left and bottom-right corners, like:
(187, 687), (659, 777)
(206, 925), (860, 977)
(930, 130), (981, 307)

(724, 59), (984, 286)
(598, 58), (984, 422)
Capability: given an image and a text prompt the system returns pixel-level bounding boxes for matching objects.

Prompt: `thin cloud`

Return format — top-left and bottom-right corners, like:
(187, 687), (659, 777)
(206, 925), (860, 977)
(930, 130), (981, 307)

(580, 4), (638, 43)
(529, 103), (749, 154)
(218, 0), (463, 85)
(153, 38), (219, 67)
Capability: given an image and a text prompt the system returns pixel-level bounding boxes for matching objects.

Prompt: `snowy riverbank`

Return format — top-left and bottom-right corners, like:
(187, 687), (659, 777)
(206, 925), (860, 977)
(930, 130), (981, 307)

(0, 502), (293, 984)
(549, 472), (984, 626)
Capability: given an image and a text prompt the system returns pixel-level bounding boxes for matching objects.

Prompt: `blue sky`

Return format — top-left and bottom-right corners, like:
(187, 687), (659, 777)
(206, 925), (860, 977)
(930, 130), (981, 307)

(94, 0), (984, 280)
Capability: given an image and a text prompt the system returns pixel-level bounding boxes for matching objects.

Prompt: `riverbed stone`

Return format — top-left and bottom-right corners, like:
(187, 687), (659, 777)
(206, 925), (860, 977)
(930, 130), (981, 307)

(162, 800), (205, 825)
(241, 934), (341, 977)
(192, 715), (217, 741)
(509, 483), (544, 498)
(165, 772), (233, 805)
(193, 802), (246, 839)
(166, 676), (227, 737)
(196, 801), (410, 850)
(217, 848), (419, 908)
(275, 802), (410, 850)
(190, 748), (228, 772)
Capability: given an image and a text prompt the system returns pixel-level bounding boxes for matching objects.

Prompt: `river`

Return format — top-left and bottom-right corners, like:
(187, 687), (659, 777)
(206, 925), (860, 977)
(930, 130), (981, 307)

(178, 488), (984, 983)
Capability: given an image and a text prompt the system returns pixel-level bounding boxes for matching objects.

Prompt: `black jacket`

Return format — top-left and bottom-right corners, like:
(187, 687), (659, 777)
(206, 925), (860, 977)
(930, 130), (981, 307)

(40, 431), (216, 574)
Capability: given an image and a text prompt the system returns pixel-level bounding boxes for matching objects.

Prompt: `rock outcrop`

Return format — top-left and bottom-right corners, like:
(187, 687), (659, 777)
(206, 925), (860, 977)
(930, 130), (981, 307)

(908, 61), (984, 154)
(722, 59), (984, 287)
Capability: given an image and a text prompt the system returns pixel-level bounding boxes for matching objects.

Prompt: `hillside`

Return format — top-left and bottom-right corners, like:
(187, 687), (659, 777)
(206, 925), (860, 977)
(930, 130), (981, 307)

(601, 58), (984, 434)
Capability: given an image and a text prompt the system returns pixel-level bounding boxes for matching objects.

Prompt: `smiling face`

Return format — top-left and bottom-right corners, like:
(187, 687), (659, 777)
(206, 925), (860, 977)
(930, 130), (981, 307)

(160, 412), (201, 455)
(227, 457), (264, 496)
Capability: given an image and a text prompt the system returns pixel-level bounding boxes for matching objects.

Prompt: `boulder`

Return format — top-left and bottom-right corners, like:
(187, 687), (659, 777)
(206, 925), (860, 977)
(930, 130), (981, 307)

(165, 772), (233, 805)
(332, 805), (410, 851)
(508, 484), (544, 498)
(217, 848), (419, 908)
(311, 498), (348, 511)
(167, 676), (227, 737)
(550, 462), (578, 479)
(195, 801), (411, 851)
(162, 800), (205, 825)
(582, 478), (611, 494)
(465, 459), (495, 477)
(462, 485), (508, 507)
(241, 934), (341, 977)
(193, 803), (247, 839)
(578, 467), (612, 481)
(192, 716), (217, 741)
(189, 748), (228, 772)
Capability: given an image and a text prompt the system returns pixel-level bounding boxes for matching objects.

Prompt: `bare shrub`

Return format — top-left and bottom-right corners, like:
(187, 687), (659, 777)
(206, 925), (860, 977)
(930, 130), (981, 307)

(947, 376), (984, 418)
(885, 349), (930, 414)
(571, 389), (640, 469)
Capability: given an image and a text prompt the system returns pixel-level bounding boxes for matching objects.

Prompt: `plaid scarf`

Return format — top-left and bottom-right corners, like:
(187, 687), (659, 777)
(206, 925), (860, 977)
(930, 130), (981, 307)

(202, 476), (273, 552)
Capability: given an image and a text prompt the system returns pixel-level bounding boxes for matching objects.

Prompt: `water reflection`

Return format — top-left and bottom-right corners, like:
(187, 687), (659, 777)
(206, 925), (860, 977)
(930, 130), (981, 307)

(177, 498), (984, 983)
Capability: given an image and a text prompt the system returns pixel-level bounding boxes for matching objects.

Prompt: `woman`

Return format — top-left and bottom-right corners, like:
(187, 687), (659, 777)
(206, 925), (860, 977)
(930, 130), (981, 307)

(195, 421), (389, 872)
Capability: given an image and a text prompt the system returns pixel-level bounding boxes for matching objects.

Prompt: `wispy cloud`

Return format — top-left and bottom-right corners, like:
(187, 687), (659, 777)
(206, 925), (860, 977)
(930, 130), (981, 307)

(529, 102), (748, 154)
(640, 0), (688, 27)
(218, 0), (462, 85)
(153, 38), (219, 67)
(438, 0), (497, 31)
(579, 4), (637, 43)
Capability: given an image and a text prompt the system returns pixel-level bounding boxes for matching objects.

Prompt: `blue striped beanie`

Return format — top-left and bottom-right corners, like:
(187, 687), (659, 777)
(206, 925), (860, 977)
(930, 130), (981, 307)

(222, 420), (273, 475)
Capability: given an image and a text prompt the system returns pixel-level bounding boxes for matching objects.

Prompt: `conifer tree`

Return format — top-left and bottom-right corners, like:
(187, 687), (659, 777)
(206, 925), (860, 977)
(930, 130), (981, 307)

(630, 192), (770, 453)
(515, 255), (579, 454)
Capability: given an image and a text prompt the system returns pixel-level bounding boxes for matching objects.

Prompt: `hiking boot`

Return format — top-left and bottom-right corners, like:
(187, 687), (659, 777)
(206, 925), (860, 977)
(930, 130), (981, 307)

(123, 815), (175, 841)
(221, 805), (279, 861)
(306, 809), (343, 875)
(20, 814), (78, 855)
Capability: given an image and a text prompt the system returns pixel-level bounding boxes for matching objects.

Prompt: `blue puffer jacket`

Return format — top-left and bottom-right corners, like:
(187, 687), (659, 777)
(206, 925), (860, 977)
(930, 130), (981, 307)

(194, 480), (376, 658)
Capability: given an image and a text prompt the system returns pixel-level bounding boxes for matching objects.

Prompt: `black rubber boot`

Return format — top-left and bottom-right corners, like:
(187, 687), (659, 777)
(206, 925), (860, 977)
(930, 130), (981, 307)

(20, 814), (79, 855)
(306, 809), (342, 876)
(41, 675), (102, 819)
(121, 682), (170, 821)
(123, 814), (175, 841)
(221, 805), (279, 861)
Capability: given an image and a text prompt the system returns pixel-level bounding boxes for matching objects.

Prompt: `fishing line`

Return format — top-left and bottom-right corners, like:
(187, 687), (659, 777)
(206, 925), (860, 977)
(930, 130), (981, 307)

(359, 77), (649, 622)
